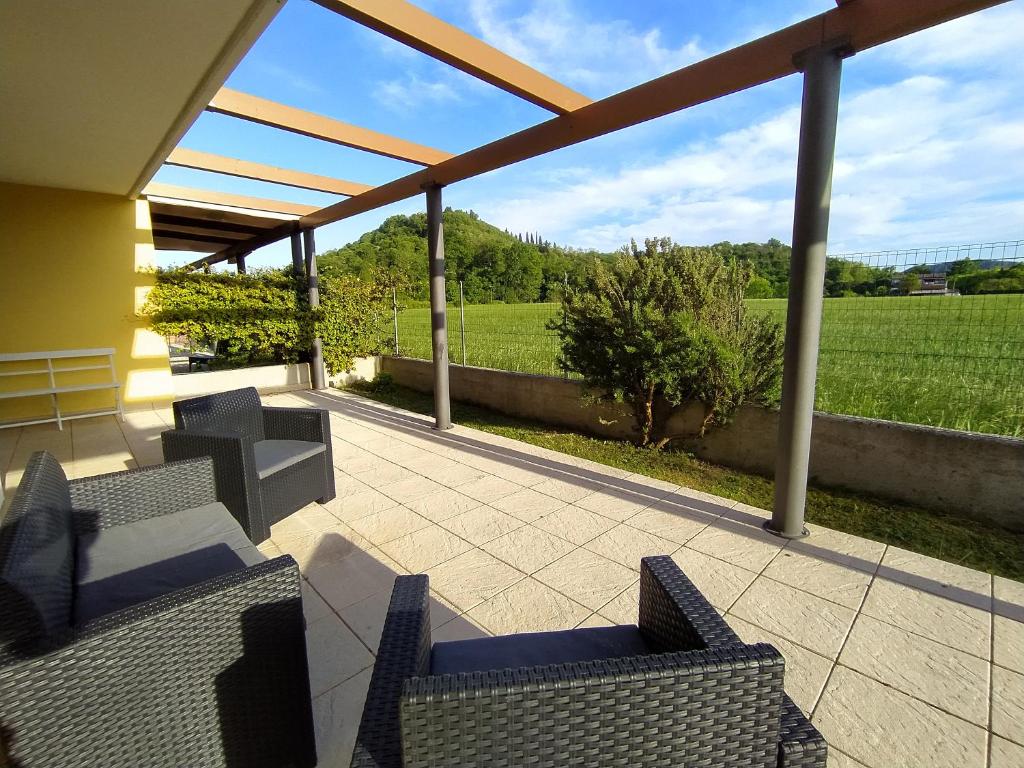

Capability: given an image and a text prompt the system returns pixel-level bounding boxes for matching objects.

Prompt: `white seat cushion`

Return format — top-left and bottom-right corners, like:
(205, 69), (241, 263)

(253, 439), (326, 480)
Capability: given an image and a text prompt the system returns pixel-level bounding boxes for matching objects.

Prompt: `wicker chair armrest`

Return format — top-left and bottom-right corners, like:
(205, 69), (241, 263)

(0, 556), (316, 768)
(638, 555), (742, 650)
(400, 643), (785, 768)
(161, 429), (266, 543)
(352, 575), (430, 768)
(68, 457), (217, 532)
(262, 406), (332, 444)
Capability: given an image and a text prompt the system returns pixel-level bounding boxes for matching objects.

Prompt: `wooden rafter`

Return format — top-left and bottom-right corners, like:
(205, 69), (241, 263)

(204, 0), (1008, 264)
(312, 0), (591, 115)
(299, 0), (1007, 229)
(207, 88), (454, 166)
(143, 182), (317, 216)
(165, 148), (373, 196)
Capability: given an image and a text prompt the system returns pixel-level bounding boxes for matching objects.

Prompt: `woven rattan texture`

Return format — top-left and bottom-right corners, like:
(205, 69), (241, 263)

(0, 451), (73, 649)
(173, 386), (265, 442)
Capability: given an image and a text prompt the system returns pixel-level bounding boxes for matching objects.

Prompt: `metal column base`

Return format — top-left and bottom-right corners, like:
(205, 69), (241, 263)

(762, 519), (809, 539)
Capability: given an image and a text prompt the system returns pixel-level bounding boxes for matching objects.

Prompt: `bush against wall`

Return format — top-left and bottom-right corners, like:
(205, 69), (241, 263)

(551, 238), (785, 449)
(143, 268), (389, 375)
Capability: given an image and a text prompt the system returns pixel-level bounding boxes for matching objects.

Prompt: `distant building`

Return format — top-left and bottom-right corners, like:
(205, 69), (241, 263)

(891, 272), (960, 296)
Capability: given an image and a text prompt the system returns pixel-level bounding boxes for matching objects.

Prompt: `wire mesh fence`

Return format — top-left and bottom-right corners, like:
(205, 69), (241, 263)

(393, 240), (1024, 437)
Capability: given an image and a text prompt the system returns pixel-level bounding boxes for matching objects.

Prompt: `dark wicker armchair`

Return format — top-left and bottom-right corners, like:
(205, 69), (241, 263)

(354, 555), (827, 768)
(161, 386), (336, 544)
(0, 451), (315, 768)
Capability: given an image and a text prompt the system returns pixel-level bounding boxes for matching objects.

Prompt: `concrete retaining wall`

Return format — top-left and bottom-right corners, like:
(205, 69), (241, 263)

(173, 363), (312, 399)
(381, 356), (1024, 531)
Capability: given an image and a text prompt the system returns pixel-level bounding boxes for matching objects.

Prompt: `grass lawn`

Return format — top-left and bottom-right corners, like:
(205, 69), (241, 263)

(395, 293), (1024, 437)
(346, 380), (1024, 582)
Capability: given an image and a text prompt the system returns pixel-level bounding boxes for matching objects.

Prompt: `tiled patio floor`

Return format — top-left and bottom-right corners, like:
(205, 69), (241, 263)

(1, 388), (1022, 768)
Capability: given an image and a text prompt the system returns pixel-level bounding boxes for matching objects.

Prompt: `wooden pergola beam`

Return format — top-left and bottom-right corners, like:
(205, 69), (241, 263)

(143, 182), (317, 216)
(312, 0), (591, 115)
(207, 88), (454, 166)
(300, 0), (1007, 229)
(165, 148), (373, 196)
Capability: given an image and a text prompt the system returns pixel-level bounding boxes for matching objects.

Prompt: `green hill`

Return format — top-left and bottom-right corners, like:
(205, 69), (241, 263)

(317, 209), (612, 303)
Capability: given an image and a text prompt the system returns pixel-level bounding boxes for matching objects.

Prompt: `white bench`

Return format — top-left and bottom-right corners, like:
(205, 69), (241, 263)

(0, 348), (125, 430)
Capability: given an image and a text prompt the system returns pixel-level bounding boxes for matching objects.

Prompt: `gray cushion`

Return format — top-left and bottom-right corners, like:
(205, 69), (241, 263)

(431, 625), (653, 675)
(253, 439), (326, 480)
(74, 501), (264, 624)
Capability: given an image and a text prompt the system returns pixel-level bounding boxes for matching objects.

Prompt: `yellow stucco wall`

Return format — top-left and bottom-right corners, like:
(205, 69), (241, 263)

(0, 182), (173, 422)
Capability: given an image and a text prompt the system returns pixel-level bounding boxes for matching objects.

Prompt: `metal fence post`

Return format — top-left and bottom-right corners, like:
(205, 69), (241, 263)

(459, 280), (467, 366)
(392, 286), (399, 356)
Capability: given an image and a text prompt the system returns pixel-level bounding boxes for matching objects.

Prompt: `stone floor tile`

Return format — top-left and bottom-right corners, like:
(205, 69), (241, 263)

(378, 524), (473, 573)
(453, 475), (523, 503)
(422, 460), (489, 488)
(626, 505), (709, 546)
(990, 736), (1024, 768)
(302, 580), (335, 624)
(726, 615), (833, 715)
(534, 504), (617, 545)
(531, 476), (604, 504)
(671, 547), (759, 612)
(789, 524), (887, 573)
(337, 591), (391, 653)
(350, 460), (416, 487)
(432, 613), (490, 643)
(273, 523), (371, 573)
(825, 749), (870, 768)
(577, 613), (616, 629)
(490, 488), (567, 523)
(306, 548), (403, 611)
(535, 549), (637, 611)
(597, 580), (640, 625)
(305, 613), (374, 697)
(995, 614), (1024, 674)
(480, 525), (576, 574)
(404, 488), (481, 522)
(257, 538), (284, 559)
(312, 668), (372, 768)
(465, 577), (591, 635)
(584, 524), (679, 571)
(326, 488), (400, 523)
(622, 473), (678, 495)
(861, 577), (991, 659)
(658, 488), (736, 519)
(730, 576), (856, 659)
(839, 614), (989, 726)
(425, 549), (525, 612)
(763, 549), (874, 610)
(813, 666), (987, 768)
(992, 666), (1024, 745)
(377, 475), (446, 505)
(348, 506), (432, 546)
(329, 472), (371, 501)
(439, 506), (525, 545)
(686, 522), (785, 572)
(878, 546), (992, 610)
(573, 489), (658, 521)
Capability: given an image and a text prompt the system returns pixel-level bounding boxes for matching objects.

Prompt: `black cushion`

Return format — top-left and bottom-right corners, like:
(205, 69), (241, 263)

(74, 501), (264, 624)
(431, 624), (653, 675)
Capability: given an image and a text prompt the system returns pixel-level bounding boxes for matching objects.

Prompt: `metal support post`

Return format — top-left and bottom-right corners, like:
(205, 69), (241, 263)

(303, 228), (326, 390)
(425, 183), (452, 429)
(459, 280), (467, 366)
(768, 43), (845, 539)
(392, 286), (400, 355)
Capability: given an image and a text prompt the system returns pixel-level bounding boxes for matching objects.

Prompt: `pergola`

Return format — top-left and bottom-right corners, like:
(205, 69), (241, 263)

(141, 0), (1006, 539)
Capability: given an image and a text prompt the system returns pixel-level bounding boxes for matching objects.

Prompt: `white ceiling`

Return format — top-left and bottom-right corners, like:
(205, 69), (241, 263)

(0, 0), (282, 196)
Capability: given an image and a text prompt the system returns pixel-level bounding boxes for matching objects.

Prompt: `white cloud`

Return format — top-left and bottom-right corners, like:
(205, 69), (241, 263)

(373, 73), (463, 114)
(248, 61), (324, 95)
(472, 70), (1024, 253)
(466, 0), (705, 96)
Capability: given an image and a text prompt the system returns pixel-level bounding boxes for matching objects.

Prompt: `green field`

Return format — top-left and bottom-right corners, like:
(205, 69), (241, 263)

(395, 294), (1024, 437)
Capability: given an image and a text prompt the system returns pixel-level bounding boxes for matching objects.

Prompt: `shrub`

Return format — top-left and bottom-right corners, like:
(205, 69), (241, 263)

(143, 267), (389, 375)
(550, 238), (784, 449)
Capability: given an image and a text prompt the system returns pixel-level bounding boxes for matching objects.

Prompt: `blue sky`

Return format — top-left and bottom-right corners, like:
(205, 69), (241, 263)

(153, 0), (1024, 269)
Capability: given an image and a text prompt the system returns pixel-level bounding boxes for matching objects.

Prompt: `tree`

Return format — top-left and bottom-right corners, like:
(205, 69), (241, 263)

(901, 272), (922, 295)
(551, 238), (785, 449)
